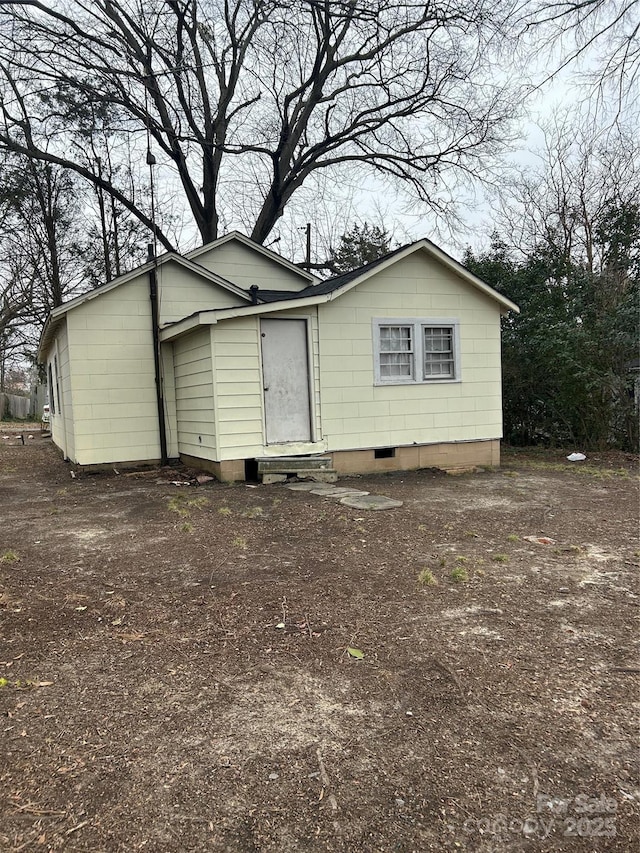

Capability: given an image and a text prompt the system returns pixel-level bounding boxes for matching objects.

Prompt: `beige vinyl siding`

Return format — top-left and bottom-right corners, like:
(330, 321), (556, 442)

(211, 307), (322, 460)
(157, 259), (244, 324)
(49, 319), (76, 460)
(212, 319), (264, 458)
(318, 253), (503, 451)
(191, 240), (309, 291)
(65, 275), (161, 465)
(160, 343), (179, 459)
(173, 328), (216, 458)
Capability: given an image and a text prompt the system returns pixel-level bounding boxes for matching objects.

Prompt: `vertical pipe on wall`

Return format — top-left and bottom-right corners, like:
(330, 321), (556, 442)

(148, 248), (168, 465)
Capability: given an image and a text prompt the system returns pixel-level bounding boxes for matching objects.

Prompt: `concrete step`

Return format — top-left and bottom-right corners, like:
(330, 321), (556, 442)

(257, 456), (333, 474)
(262, 468), (338, 484)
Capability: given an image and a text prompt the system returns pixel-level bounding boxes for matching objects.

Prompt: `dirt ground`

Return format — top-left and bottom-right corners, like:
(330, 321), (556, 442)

(0, 428), (638, 852)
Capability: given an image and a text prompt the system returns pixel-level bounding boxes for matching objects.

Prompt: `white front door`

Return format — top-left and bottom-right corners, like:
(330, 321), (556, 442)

(261, 318), (312, 444)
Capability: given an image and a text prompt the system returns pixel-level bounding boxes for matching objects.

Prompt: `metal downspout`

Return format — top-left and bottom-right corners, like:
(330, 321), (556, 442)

(148, 253), (168, 466)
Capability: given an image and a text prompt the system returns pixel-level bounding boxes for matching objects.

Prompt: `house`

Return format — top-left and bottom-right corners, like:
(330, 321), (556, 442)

(37, 232), (519, 480)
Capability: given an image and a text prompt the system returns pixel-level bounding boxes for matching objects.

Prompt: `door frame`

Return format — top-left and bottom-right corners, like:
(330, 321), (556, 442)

(259, 315), (317, 446)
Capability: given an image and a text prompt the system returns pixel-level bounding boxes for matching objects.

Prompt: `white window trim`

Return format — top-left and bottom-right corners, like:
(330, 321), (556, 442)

(373, 317), (461, 386)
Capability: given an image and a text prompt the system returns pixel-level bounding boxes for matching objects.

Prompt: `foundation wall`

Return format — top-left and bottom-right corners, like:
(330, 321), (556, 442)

(331, 439), (500, 475)
(182, 439), (499, 482)
(179, 453), (246, 483)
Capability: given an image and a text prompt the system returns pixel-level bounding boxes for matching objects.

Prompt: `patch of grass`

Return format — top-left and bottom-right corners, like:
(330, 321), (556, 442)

(492, 553), (509, 563)
(465, 531), (480, 538)
(455, 555), (468, 564)
(418, 568), (438, 586)
(188, 496), (209, 509)
(450, 566), (468, 583)
(218, 506), (232, 516)
(168, 499), (189, 517)
(438, 555), (448, 568)
(0, 550), (20, 564)
(0, 677), (38, 689)
(232, 536), (248, 550)
(418, 524), (428, 532)
(507, 534), (519, 542)
(169, 495), (209, 518)
(243, 506), (264, 518)
(181, 522), (194, 533)
(554, 544), (585, 555)
(514, 460), (630, 479)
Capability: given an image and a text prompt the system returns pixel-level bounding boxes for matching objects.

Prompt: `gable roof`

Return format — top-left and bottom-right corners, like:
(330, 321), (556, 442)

(40, 232), (520, 356)
(185, 230), (319, 284)
(299, 243), (411, 296)
(297, 239), (520, 312)
(220, 239), (520, 311)
(159, 238), (519, 342)
(38, 252), (251, 360)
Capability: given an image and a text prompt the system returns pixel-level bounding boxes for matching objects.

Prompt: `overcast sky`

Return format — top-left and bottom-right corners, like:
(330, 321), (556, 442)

(285, 25), (639, 265)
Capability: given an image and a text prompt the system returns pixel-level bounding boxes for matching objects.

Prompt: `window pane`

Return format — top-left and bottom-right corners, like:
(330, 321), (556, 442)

(424, 326), (455, 378)
(424, 327), (452, 352)
(381, 352), (412, 377)
(380, 325), (412, 352)
(379, 325), (414, 379)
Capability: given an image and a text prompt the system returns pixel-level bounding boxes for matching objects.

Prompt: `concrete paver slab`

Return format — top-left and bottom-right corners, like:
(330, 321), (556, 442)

(340, 494), (403, 510)
(312, 488), (370, 498)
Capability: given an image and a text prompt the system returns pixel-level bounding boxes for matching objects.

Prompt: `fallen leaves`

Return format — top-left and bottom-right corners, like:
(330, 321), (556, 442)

(0, 678), (53, 689)
(347, 647), (365, 660)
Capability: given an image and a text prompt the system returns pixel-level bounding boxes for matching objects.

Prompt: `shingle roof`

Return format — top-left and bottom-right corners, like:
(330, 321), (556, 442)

(239, 245), (410, 304)
(253, 289), (305, 303)
(296, 243), (411, 297)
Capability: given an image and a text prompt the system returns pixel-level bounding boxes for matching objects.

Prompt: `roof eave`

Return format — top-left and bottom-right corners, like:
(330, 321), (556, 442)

(159, 293), (329, 342)
(37, 314), (64, 363)
(312, 239), (520, 314)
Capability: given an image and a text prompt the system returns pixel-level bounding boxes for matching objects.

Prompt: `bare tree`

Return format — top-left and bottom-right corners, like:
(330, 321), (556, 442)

(520, 1), (640, 106)
(0, 152), (90, 379)
(0, 262), (34, 391)
(0, 0), (520, 248)
(77, 123), (154, 284)
(493, 114), (640, 279)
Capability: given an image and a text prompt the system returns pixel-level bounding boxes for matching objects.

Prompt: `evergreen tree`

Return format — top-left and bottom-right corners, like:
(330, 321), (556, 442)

(465, 208), (639, 451)
(331, 224), (394, 274)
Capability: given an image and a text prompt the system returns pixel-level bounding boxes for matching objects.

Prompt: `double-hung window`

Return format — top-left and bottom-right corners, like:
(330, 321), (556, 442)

(374, 318), (460, 385)
(423, 326), (455, 379)
(379, 325), (414, 380)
